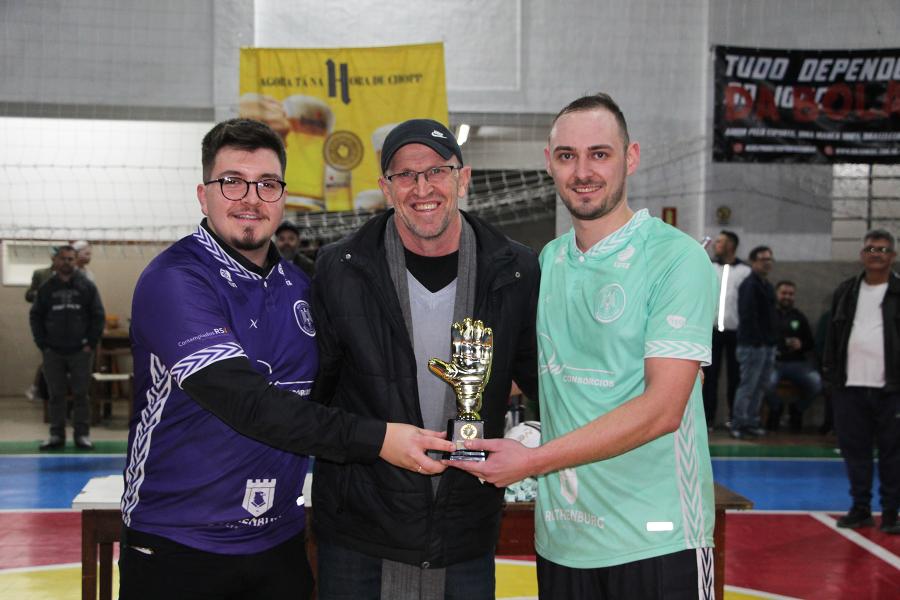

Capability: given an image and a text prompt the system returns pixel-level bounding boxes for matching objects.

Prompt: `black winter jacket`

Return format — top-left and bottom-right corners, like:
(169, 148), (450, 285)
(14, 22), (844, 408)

(310, 210), (540, 567)
(29, 271), (105, 354)
(737, 271), (777, 346)
(822, 270), (900, 390)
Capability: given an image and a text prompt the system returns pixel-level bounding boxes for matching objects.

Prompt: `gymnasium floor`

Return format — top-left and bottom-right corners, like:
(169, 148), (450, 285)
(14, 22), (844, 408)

(1, 396), (898, 600)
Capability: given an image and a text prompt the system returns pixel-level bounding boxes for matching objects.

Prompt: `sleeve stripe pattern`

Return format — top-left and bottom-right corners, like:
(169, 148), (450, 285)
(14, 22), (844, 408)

(644, 340), (712, 365)
(193, 226), (261, 281)
(674, 396), (711, 549)
(121, 353), (172, 526)
(170, 342), (246, 387)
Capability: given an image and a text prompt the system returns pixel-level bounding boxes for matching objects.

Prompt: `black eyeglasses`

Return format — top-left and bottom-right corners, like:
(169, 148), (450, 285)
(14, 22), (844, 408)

(385, 165), (461, 187)
(863, 245), (894, 254)
(205, 176), (286, 203)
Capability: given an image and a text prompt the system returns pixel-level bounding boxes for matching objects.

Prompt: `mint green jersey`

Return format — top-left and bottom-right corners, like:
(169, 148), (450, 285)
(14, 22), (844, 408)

(534, 209), (717, 568)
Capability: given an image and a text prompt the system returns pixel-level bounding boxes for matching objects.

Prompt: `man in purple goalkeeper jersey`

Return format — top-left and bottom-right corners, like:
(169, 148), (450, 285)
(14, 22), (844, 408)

(119, 119), (454, 600)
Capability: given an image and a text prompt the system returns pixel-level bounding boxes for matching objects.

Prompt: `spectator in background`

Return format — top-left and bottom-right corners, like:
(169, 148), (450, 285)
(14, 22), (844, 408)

(29, 245), (105, 450)
(24, 246), (61, 402)
(24, 246), (60, 303)
(72, 240), (96, 282)
(274, 221), (315, 277)
(765, 280), (821, 432)
(823, 229), (900, 534)
(703, 230), (751, 430)
(730, 246), (777, 440)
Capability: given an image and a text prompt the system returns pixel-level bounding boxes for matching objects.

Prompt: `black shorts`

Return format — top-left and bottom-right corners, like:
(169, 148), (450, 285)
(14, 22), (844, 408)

(118, 527), (314, 600)
(537, 547), (714, 600)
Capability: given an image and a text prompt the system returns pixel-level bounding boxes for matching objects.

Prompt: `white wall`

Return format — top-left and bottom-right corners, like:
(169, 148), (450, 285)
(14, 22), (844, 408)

(0, 0), (898, 255)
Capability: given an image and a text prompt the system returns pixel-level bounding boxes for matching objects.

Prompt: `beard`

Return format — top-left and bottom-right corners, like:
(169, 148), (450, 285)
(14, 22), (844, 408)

(559, 169), (627, 222)
(230, 227), (269, 252)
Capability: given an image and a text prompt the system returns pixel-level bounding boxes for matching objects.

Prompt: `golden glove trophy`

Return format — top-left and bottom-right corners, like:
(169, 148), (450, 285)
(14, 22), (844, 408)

(428, 318), (493, 462)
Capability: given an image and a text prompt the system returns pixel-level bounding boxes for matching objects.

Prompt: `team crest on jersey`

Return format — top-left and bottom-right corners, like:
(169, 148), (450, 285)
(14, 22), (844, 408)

(242, 478), (276, 517)
(559, 468), (578, 505)
(293, 300), (316, 337)
(220, 268), (237, 288)
(593, 283), (626, 323)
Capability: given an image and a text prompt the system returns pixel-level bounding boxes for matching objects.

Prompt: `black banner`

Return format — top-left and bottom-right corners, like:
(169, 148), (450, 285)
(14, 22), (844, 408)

(713, 45), (900, 163)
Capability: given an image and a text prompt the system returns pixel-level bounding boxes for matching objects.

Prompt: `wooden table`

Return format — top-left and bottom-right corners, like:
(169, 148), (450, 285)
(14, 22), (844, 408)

(75, 477), (750, 600)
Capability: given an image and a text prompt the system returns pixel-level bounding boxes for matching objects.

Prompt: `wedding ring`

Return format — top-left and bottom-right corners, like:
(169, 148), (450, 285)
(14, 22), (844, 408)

(416, 465), (423, 473)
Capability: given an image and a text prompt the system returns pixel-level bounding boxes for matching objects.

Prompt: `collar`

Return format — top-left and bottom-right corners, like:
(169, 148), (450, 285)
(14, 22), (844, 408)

(194, 218), (281, 281)
(568, 208), (651, 260)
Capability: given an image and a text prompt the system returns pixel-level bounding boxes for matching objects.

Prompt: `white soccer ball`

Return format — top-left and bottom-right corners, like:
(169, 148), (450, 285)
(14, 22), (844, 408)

(504, 420), (541, 449)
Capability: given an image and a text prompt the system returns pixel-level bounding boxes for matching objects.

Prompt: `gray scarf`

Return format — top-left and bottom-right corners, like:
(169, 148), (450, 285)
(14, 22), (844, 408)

(381, 213), (477, 600)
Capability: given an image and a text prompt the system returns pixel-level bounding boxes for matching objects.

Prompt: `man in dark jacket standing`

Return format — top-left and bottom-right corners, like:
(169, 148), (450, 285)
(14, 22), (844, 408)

(30, 245), (105, 450)
(730, 245), (777, 439)
(311, 119), (539, 599)
(823, 229), (900, 534)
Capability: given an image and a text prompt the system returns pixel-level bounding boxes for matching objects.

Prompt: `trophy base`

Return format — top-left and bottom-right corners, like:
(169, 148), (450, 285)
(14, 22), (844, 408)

(445, 418), (486, 462)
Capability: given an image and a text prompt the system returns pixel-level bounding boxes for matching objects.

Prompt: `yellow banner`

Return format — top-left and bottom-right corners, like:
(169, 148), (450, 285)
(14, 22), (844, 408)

(239, 43), (448, 211)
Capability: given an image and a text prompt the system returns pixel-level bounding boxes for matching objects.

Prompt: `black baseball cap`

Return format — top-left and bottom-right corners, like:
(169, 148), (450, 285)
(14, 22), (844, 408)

(380, 119), (463, 174)
(275, 221), (299, 236)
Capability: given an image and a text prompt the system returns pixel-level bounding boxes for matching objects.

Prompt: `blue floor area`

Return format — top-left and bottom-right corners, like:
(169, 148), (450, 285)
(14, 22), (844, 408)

(0, 455), (125, 509)
(711, 457), (882, 512)
(0, 455), (877, 513)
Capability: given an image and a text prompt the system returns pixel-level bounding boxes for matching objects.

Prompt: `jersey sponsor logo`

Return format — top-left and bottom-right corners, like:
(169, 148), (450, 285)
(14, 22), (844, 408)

(593, 283), (626, 323)
(242, 478), (276, 517)
(614, 244), (635, 269)
(666, 314), (687, 329)
(543, 507), (605, 529)
(539, 333), (616, 387)
(559, 468), (579, 504)
(220, 268), (237, 288)
(176, 327), (229, 348)
(293, 300), (316, 337)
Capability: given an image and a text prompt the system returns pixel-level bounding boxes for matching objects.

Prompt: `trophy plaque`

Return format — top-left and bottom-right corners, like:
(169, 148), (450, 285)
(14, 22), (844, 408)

(428, 318), (493, 462)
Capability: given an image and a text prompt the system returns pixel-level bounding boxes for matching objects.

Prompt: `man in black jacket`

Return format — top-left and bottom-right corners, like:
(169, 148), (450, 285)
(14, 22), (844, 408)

(823, 229), (900, 534)
(29, 245), (105, 450)
(730, 245), (777, 439)
(311, 119), (539, 599)
(765, 280), (822, 432)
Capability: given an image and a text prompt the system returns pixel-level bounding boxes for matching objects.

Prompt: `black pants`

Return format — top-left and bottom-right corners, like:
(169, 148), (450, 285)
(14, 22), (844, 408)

(702, 329), (739, 427)
(119, 528), (314, 600)
(43, 348), (92, 438)
(833, 387), (900, 512)
(537, 548), (713, 600)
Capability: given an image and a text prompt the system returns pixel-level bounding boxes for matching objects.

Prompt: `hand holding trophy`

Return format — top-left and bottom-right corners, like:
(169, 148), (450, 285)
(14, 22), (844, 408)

(428, 318), (493, 461)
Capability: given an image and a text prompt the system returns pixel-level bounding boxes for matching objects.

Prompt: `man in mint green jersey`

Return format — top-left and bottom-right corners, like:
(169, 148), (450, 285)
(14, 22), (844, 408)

(449, 93), (718, 599)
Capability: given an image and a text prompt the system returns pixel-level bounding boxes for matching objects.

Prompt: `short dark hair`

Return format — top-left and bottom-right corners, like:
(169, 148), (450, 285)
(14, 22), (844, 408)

(719, 230), (739, 250)
(201, 118), (287, 181)
(775, 280), (796, 291)
(749, 245), (772, 262)
(863, 228), (895, 250)
(551, 93), (630, 147)
(54, 244), (75, 256)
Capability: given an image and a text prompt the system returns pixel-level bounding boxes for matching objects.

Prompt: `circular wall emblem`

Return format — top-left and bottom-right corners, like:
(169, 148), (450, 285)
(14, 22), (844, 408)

(593, 283), (626, 323)
(293, 300), (316, 337)
(323, 130), (364, 171)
